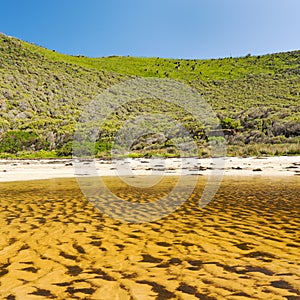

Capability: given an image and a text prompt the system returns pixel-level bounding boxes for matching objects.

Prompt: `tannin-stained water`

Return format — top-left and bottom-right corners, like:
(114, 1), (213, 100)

(0, 176), (299, 299)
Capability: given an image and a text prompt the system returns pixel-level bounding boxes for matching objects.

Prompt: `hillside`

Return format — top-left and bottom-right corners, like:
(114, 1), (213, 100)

(0, 33), (299, 158)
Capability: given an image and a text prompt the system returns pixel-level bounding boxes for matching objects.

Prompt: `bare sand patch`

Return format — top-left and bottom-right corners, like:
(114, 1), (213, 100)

(0, 177), (299, 299)
(0, 156), (299, 182)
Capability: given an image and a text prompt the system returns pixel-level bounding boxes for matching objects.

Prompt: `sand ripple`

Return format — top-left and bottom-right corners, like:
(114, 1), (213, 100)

(0, 177), (299, 299)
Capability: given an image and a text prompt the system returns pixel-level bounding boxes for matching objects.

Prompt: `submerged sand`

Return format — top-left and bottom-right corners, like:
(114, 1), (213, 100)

(0, 156), (299, 182)
(0, 176), (299, 299)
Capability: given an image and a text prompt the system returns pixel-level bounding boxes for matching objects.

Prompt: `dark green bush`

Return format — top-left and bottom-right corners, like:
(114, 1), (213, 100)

(56, 141), (73, 157)
(95, 141), (112, 152)
(0, 130), (48, 153)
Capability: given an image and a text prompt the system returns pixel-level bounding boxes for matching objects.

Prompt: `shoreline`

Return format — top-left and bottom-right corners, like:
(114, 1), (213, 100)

(0, 156), (299, 183)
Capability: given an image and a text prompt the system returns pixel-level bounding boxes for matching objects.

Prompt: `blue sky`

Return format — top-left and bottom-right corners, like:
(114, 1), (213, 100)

(1, 0), (300, 59)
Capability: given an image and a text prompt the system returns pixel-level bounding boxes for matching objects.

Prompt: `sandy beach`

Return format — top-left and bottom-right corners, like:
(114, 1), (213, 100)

(0, 156), (299, 182)
(0, 176), (299, 299)
(0, 158), (299, 299)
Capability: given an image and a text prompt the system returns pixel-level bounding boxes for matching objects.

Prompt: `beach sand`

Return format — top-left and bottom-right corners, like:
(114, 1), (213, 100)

(0, 156), (299, 182)
(0, 156), (299, 299)
(0, 176), (299, 299)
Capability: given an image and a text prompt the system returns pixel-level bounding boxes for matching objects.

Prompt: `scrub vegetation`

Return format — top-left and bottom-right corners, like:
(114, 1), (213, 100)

(0, 33), (299, 158)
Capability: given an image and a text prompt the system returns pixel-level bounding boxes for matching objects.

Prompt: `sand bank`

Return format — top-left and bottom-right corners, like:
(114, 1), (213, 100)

(0, 156), (299, 182)
(0, 176), (299, 299)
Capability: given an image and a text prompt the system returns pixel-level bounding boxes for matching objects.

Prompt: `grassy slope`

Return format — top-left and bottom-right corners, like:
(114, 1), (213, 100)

(0, 34), (128, 157)
(0, 33), (299, 157)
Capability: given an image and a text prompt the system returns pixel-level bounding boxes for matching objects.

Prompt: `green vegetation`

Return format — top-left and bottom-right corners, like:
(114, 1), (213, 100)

(0, 33), (299, 158)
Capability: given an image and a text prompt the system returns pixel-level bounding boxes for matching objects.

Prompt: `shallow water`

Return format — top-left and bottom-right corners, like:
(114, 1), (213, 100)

(0, 176), (299, 299)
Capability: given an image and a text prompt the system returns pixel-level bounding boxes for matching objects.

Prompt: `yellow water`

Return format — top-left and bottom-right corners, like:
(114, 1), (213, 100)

(0, 176), (299, 299)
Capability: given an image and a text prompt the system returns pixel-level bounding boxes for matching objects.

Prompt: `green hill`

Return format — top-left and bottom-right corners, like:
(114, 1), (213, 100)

(0, 33), (299, 158)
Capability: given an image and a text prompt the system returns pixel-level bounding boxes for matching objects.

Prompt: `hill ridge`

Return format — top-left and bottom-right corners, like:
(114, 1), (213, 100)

(0, 33), (299, 158)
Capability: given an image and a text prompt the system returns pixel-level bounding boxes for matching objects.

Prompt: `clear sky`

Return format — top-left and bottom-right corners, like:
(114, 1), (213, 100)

(1, 0), (300, 59)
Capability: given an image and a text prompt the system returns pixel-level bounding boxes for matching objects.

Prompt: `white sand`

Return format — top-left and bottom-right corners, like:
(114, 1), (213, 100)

(0, 156), (299, 182)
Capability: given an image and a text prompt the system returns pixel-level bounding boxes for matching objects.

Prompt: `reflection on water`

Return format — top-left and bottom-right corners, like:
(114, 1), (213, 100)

(0, 177), (299, 299)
